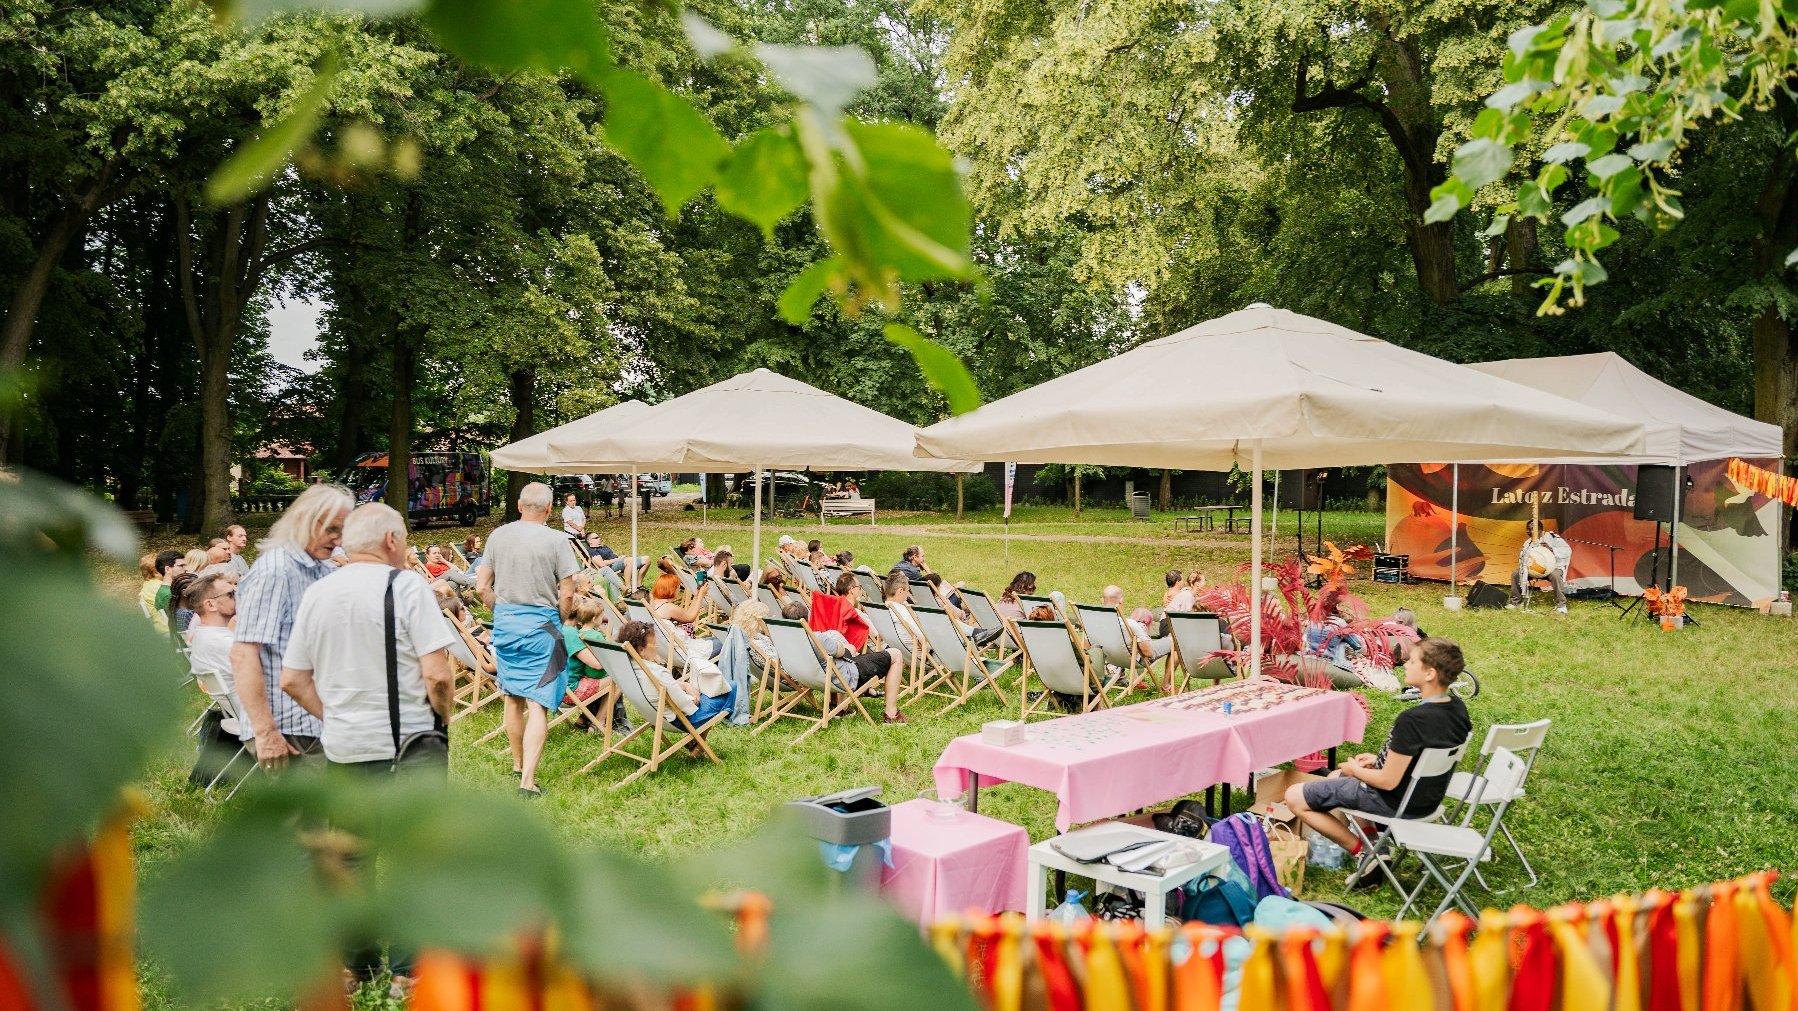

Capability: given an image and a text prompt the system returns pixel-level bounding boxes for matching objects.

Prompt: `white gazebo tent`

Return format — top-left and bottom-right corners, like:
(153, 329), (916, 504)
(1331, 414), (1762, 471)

(526, 369), (982, 575)
(914, 305), (1647, 677)
(1466, 352), (1785, 589)
(489, 400), (654, 585)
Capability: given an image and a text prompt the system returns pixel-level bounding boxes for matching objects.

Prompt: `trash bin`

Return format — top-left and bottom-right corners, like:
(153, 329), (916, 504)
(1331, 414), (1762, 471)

(1129, 491), (1151, 519)
(787, 786), (891, 892)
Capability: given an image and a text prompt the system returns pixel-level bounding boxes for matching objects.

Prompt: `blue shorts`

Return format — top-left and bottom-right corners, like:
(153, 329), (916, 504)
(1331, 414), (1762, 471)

(1301, 775), (1400, 819)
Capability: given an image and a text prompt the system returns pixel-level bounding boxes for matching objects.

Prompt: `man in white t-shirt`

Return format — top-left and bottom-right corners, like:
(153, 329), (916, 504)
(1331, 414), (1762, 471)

(280, 502), (456, 770)
(185, 572), (248, 741)
(561, 493), (587, 538)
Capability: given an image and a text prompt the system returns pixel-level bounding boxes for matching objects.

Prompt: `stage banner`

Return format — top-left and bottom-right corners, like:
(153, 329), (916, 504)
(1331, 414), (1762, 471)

(1385, 460), (1781, 608)
(1003, 462), (1016, 519)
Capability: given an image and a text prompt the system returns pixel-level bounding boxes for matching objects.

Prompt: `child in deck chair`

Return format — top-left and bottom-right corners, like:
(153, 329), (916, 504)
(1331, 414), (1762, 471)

(1285, 637), (1472, 862)
(561, 597), (621, 730)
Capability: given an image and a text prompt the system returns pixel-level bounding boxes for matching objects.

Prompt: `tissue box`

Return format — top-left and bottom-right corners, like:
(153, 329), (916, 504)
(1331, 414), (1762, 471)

(982, 720), (1027, 746)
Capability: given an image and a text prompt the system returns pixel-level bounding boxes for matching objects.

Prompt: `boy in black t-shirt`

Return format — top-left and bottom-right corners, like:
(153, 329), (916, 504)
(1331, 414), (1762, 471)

(1285, 637), (1473, 856)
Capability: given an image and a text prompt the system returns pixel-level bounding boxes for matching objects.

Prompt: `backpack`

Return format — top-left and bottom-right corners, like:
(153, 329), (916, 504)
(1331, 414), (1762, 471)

(1205, 813), (1291, 902)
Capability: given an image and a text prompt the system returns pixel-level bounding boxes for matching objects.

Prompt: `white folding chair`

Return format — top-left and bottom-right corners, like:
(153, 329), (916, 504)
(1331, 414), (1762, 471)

(1344, 740), (1471, 892)
(1167, 611), (1236, 691)
(1444, 719), (1550, 890)
(911, 603), (1013, 712)
(1014, 619), (1109, 720)
(574, 640), (723, 787)
(1385, 748), (1531, 930)
(192, 669), (257, 802)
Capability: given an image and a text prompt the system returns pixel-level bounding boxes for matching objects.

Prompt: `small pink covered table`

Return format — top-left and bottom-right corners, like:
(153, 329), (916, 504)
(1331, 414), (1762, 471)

(933, 682), (1368, 831)
(881, 798), (1029, 924)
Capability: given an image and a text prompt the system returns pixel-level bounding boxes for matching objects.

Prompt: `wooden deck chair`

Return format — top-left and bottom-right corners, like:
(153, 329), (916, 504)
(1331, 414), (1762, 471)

(666, 547), (695, 574)
(673, 565), (701, 604)
(961, 587), (1010, 643)
(702, 577), (734, 620)
(1014, 619), (1110, 720)
(752, 617), (878, 744)
(448, 620), (503, 723)
(475, 629), (620, 747)
(1167, 611), (1237, 692)
(450, 545), (472, 570)
(592, 562), (626, 600)
(910, 604), (1013, 713)
(792, 558), (827, 593)
(1018, 593), (1063, 620)
(860, 600), (922, 697)
(720, 573), (750, 608)
(908, 579), (939, 611)
(624, 600), (690, 672)
(781, 553), (810, 587)
(574, 641), (723, 788)
(818, 565), (848, 593)
(755, 584), (785, 614)
(852, 569), (884, 601)
(1070, 602), (1145, 699)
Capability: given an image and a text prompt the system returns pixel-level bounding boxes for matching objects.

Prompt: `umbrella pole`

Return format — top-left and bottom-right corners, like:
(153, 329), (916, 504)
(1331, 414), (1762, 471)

(1450, 464), (1459, 595)
(1250, 443), (1263, 681)
(629, 467), (639, 590)
(1270, 469), (1279, 558)
(752, 466), (763, 579)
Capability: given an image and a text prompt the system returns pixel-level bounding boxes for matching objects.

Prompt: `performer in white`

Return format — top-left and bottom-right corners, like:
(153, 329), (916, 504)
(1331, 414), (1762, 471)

(1508, 518), (1572, 613)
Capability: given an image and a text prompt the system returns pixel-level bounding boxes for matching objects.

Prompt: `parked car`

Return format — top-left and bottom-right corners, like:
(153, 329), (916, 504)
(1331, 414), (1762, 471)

(646, 473), (673, 497)
(340, 452), (492, 528)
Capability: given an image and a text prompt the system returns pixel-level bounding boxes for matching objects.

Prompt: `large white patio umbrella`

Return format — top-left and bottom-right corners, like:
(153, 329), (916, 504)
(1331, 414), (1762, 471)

(535, 368), (981, 575)
(915, 304), (1647, 678)
(490, 399), (653, 586)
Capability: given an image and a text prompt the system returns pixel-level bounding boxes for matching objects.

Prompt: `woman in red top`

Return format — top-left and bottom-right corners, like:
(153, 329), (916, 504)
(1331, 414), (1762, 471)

(805, 572), (907, 724)
(423, 544), (452, 579)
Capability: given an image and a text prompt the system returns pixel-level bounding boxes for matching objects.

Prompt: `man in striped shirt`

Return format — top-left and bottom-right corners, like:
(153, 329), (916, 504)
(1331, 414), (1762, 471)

(230, 484), (355, 768)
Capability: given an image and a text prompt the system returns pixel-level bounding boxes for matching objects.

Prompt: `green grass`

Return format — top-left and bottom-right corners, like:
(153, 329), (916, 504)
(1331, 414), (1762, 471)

(118, 505), (1798, 941)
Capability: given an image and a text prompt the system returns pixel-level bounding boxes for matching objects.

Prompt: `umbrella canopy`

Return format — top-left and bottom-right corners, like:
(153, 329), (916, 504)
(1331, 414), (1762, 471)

(1467, 351), (1782, 465)
(914, 305), (1646, 469)
(538, 368), (980, 578)
(913, 304), (1646, 681)
(488, 400), (651, 474)
(545, 368), (982, 473)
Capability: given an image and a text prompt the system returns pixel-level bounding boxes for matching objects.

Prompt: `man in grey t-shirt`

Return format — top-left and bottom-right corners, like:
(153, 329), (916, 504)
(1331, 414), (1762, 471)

(476, 482), (578, 798)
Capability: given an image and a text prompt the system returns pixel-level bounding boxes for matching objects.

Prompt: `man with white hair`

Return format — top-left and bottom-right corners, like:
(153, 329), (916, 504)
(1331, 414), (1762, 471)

(476, 481), (578, 798)
(280, 503), (456, 772)
(232, 483), (354, 768)
(1102, 585), (1173, 662)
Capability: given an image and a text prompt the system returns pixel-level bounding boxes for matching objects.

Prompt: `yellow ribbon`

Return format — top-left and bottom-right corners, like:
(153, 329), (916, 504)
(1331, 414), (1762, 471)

(1615, 895), (1643, 1011)
(1238, 927), (1279, 1011)
(1382, 922), (1434, 1011)
(1467, 909), (1510, 1011)
(1082, 921), (1133, 1011)
(1677, 892), (1703, 1011)
(1549, 911), (1612, 1010)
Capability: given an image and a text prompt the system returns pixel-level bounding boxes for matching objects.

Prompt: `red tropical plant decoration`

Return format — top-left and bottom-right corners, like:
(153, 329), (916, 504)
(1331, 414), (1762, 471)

(1305, 541), (1375, 582)
(1195, 558), (1417, 687)
(1644, 585), (1688, 619)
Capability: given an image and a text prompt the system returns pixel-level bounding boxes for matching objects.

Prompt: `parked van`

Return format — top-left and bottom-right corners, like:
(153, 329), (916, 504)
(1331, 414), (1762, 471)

(340, 452), (492, 527)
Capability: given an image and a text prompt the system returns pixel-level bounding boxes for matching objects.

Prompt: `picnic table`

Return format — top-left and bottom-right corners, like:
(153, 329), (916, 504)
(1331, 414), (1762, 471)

(933, 681), (1368, 832)
(1173, 505), (1246, 533)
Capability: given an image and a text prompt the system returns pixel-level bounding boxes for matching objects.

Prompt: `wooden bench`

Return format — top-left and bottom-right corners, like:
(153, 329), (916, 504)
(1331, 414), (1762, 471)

(821, 498), (876, 525)
(122, 510), (158, 532)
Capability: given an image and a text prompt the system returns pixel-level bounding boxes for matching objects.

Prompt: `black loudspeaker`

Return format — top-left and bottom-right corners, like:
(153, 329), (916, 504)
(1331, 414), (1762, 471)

(1466, 581), (1509, 609)
(1635, 465), (1679, 522)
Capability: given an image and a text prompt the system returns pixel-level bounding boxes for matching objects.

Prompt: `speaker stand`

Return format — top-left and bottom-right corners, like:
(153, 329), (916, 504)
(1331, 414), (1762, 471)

(1619, 522), (1666, 624)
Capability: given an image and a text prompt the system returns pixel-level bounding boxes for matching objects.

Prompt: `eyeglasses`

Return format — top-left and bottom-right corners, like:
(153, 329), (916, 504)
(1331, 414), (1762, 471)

(212, 590), (235, 601)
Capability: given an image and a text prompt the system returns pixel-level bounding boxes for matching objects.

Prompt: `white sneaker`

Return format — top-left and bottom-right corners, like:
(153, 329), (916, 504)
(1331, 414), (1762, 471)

(1504, 603), (1517, 610)
(1555, 605), (1568, 614)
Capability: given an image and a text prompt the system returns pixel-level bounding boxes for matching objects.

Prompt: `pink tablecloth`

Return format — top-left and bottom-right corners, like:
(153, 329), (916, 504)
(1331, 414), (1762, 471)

(881, 798), (1029, 924)
(932, 683), (1368, 831)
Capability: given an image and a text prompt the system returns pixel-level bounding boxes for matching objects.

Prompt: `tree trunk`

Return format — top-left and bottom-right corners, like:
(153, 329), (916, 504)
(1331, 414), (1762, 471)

(505, 367), (536, 523)
(1158, 469), (1172, 510)
(177, 194), (263, 536)
(1753, 306), (1798, 458)
(332, 277), (370, 470)
(956, 472), (965, 520)
(387, 330), (415, 516)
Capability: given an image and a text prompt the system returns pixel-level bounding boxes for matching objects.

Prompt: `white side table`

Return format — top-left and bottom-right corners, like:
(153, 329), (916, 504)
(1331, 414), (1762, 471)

(1025, 823), (1231, 930)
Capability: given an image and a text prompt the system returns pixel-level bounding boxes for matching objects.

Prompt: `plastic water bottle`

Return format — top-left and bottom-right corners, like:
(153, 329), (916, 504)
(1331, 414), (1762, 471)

(1048, 889), (1091, 925)
(1222, 701), (1233, 717)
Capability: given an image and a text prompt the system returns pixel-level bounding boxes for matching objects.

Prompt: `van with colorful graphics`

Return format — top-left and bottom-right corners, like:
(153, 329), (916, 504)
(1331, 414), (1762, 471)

(340, 452), (492, 527)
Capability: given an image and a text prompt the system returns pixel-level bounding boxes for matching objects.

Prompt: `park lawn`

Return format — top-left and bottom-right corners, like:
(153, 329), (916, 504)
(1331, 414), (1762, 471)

(119, 505), (1797, 935)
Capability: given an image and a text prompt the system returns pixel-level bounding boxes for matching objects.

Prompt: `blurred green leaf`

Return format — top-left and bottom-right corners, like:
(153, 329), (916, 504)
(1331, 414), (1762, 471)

(142, 789), (344, 1004)
(1450, 137), (1513, 190)
(424, 0), (609, 79)
(205, 53), (339, 205)
(884, 324), (983, 415)
(367, 783), (575, 954)
(758, 893), (976, 1011)
(680, 11), (736, 59)
(602, 69), (729, 215)
(717, 127), (809, 237)
(778, 258), (839, 325)
(0, 550), (185, 928)
(559, 849), (737, 983)
(217, 0), (423, 20)
(841, 120), (972, 281)
(0, 469), (141, 563)
(754, 43), (877, 113)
